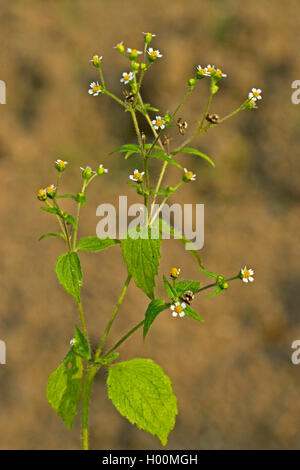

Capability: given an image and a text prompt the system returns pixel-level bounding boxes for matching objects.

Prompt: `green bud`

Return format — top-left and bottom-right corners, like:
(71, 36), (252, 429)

(216, 275), (224, 285)
(55, 159), (68, 172)
(221, 282), (229, 290)
(167, 186), (175, 194)
(128, 49), (141, 60)
(81, 166), (94, 180)
(115, 42), (125, 54)
(188, 78), (197, 87)
(131, 61), (140, 73)
(96, 165), (108, 176)
(144, 32), (153, 44)
(140, 62), (147, 71)
(46, 185), (56, 199)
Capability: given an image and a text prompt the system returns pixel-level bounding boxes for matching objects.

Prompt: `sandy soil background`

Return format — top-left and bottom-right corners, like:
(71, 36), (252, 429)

(0, 0), (300, 449)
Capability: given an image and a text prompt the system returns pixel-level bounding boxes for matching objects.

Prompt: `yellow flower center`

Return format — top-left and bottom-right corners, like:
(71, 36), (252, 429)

(132, 49), (137, 54)
(46, 186), (54, 193)
(174, 305), (183, 314)
(200, 68), (206, 74)
(58, 160), (64, 167)
(216, 69), (222, 75)
(134, 172), (142, 180)
(253, 91), (260, 98)
(207, 66), (214, 72)
(186, 171), (193, 179)
(156, 119), (163, 127)
(93, 85), (101, 93)
(150, 50), (157, 57)
(170, 267), (179, 277)
(93, 56), (99, 62)
(243, 269), (251, 279)
(38, 189), (46, 196)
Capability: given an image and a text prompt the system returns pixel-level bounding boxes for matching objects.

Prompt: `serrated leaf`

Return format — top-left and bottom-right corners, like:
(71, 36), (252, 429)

(121, 227), (161, 299)
(56, 252), (82, 302)
(46, 350), (83, 430)
(175, 280), (201, 296)
(163, 276), (177, 300)
(184, 305), (204, 323)
(95, 352), (119, 365)
(40, 206), (60, 215)
(72, 325), (91, 360)
(172, 147), (215, 167)
(39, 232), (66, 241)
(107, 358), (177, 445)
(76, 237), (120, 252)
(143, 298), (169, 340)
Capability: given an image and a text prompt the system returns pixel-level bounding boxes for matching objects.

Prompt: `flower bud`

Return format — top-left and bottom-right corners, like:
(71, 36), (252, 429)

(222, 282), (229, 290)
(140, 62), (147, 71)
(90, 55), (102, 68)
(128, 49), (141, 60)
(114, 42), (125, 54)
(143, 32), (154, 44)
(55, 159), (68, 172)
(96, 164), (108, 176)
(131, 61), (140, 73)
(80, 166), (94, 180)
(46, 185), (56, 199)
(188, 78), (197, 87)
(170, 267), (181, 279)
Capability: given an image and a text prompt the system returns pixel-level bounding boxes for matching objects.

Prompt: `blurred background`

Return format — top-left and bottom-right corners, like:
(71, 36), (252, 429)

(0, 0), (300, 450)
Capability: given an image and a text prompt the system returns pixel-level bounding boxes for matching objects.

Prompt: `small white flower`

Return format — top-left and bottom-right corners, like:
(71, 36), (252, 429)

(170, 301), (186, 318)
(55, 159), (68, 166)
(248, 88), (262, 101)
(120, 72), (134, 84)
(98, 164), (108, 173)
(241, 266), (254, 283)
(88, 81), (102, 96)
(142, 32), (156, 37)
(184, 168), (196, 181)
(214, 68), (227, 78)
(148, 48), (163, 59)
(127, 48), (143, 55)
(152, 115), (165, 130)
(197, 65), (210, 76)
(129, 169), (145, 182)
(89, 55), (102, 64)
(206, 64), (215, 75)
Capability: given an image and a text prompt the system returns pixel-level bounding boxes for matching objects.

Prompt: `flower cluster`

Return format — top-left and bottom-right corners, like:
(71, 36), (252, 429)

(196, 64), (227, 79)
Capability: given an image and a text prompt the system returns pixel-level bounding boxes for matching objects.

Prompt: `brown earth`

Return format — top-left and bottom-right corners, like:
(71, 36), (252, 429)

(0, 0), (300, 449)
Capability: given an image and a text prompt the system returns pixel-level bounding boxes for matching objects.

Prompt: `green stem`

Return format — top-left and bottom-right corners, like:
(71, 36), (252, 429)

(94, 274), (132, 360)
(103, 320), (145, 358)
(78, 300), (88, 341)
(81, 364), (98, 450)
(72, 180), (87, 250)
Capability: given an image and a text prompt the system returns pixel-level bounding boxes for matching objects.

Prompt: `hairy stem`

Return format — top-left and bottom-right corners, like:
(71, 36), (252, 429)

(81, 364), (98, 450)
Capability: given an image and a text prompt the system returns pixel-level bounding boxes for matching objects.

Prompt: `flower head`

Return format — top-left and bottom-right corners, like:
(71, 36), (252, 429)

(147, 48), (163, 60)
(248, 88), (262, 101)
(127, 48), (142, 60)
(206, 64), (215, 75)
(80, 166), (95, 180)
(183, 168), (196, 182)
(241, 266), (254, 283)
(37, 188), (47, 201)
(120, 71), (134, 85)
(90, 55), (102, 68)
(152, 116), (165, 130)
(88, 81), (102, 96)
(170, 301), (186, 318)
(96, 164), (108, 176)
(55, 159), (68, 172)
(46, 184), (56, 198)
(114, 41), (125, 54)
(196, 65), (209, 78)
(129, 169), (144, 183)
(143, 32), (156, 43)
(214, 68), (227, 79)
(170, 267), (181, 279)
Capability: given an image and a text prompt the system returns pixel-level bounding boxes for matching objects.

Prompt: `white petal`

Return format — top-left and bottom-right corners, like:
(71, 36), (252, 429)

(249, 277), (254, 282)
(242, 278), (248, 283)
(172, 311), (177, 317)
(181, 302), (186, 309)
(179, 311), (185, 317)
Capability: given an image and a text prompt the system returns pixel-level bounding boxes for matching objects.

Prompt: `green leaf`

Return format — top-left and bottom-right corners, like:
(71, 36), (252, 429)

(72, 325), (91, 360)
(64, 214), (77, 229)
(46, 350), (84, 430)
(39, 232), (66, 241)
(95, 352), (119, 365)
(172, 147), (215, 167)
(149, 151), (183, 169)
(206, 285), (222, 298)
(55, 252), (82, 302)
(175, 280), (201, 296)
(121, 227), (161, 299)
(56, 194), (78, 201)
(111, 144), (141, 160)
(198, 267), (218, 278)
(159, 219), (204, 268)
(107, 358), (177, 445)
(163, 276), (177, 300)
(76, 237), (120, 252)
(143, 298), (169, 340)
(40, 206), (60, 215)
(184, 305), (204, 323)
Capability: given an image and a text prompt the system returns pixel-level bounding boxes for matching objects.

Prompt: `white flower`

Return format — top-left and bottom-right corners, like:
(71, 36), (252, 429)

(241, 266), (254, 283)
(206, 64), (215, 75)
(142, 32), (156, 37)
(120, 72), (134, 84)
(88, 81), (102, 96)
(127, 48), (143, 55)
(55, 159), (68, 166)
(170, 301), (186, 318)
(214, 68), (227, 78)
(129, 169), (145, 182)
(89, 55), (102, 65)
(98, 164), (108, 173)
(152, 116), (165, 130)
(148, 48), (163, 59)
(197, 65), (210, 76)
(46, 184), (56, 195)
(184, 168), (196, 181)
(248, 88), (262, 101)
